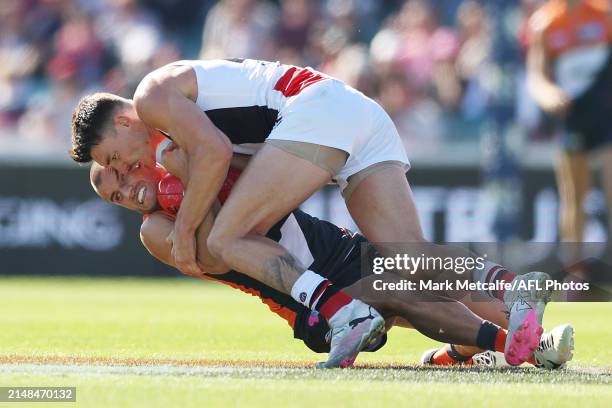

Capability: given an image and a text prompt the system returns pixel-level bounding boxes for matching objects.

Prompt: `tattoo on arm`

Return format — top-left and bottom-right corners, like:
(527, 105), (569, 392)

(262, 254), (306, 292)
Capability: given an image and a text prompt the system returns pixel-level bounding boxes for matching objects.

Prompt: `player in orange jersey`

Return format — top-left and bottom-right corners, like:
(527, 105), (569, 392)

(527, 0), (612, 263)
(87, 149), (573, 369)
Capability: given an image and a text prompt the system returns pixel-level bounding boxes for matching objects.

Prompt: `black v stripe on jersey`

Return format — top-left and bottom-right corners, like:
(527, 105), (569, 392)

(204, 106), (279, 145)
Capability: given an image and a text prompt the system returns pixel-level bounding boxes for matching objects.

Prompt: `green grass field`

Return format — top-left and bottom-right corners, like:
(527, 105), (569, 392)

(0, 277), (610, 407)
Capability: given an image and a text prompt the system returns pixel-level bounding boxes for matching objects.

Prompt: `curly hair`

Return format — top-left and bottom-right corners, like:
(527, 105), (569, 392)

(69, 93), (127, 163)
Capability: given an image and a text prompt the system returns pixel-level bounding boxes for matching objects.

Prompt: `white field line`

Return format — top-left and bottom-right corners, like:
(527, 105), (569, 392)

(0, 363), (293, 377)
(1, 362), (609, 379)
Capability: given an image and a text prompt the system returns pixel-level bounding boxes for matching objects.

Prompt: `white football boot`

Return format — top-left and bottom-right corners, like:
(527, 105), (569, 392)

(533, 324), (575, 369)
(472, 351), (509, 368)
(317, 300), (385, 369)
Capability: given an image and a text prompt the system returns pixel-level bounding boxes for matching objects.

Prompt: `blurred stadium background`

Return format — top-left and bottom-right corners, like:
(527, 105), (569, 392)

(2, 4), (611, 406)
(0, 0), (609, 276)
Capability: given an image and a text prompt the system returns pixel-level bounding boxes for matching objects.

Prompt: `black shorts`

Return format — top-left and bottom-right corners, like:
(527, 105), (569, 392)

(562, 49), (612, 152)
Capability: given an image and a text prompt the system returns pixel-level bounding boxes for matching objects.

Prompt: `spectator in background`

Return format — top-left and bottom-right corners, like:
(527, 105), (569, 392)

(0, 0), (187, 148)
(0, 0), (532, 152)
(0, 0), (46, 138)
(516, 0), (548, 140)
(15, 5), (104, 145)
(324, 0), (385, 44)
(370, 0), (453, 149)
(273, 0), (317, 66)
(453, 0), (491, 119)
(16, 53), (85, 146)
(326, 44), (377, 96)
(95, 0), (164, 90)
(431, 0), (493, 142)
(391, 0), (459, 91)
(199, 0), (278, 60)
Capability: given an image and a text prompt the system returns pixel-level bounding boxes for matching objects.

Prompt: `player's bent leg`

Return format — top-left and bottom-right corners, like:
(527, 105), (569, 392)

(207, 143), (337, 289)
(347, 165), (552, 365)
(345, 163), (426, 244)
(457, 292), (508, 328)
(343, 274), (491, 346)
(208, 143), (385, 368)
(341, 274), (511, 369)
(345, 164), (482, 284)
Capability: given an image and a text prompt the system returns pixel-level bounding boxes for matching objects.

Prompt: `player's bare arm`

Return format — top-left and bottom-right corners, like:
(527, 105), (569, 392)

(156, 142), (229, 275)
(134, 64), (233, 276)
(526, 27), (571, 114)
(140, 211), (229, 276)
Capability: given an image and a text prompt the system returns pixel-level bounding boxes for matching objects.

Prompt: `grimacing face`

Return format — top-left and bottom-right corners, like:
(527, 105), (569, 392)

(91, 163), (161, 213)
(89, 116), (156, 175)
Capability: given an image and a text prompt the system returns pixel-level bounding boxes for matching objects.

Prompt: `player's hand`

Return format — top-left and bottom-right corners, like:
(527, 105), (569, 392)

(166, 227), (203, 276)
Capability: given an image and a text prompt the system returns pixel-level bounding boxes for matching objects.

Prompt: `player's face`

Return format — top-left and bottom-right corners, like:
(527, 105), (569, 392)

(93, 164), (161, 213)
(90, 122), (155, 175)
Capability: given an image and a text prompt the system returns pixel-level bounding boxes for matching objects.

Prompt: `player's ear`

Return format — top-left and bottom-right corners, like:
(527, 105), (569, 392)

(113, 112), (130, 127)
(114, 115), (130, 128)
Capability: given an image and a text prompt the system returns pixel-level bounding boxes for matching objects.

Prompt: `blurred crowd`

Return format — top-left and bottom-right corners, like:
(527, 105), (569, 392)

(0, 0), (545, 152)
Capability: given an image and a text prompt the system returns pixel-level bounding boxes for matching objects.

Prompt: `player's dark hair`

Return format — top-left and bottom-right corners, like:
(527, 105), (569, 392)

(69, 93), (126, 163)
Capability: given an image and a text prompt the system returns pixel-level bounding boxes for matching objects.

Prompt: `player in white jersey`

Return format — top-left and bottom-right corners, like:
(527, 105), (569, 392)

(69, 58), (552, 368)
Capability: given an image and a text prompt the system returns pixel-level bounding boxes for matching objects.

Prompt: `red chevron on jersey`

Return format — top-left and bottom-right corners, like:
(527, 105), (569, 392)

(274, 66), (327, 97)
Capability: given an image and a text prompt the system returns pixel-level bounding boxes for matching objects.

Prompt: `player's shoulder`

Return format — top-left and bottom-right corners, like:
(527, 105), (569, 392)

(134, 62), (198, 108)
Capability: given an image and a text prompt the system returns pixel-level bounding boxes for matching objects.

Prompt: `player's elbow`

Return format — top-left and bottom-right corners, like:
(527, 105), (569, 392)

(188, 144), (232, 180)
(139, 219), (156, 249)
(217, 141), (233, 162)
(139, 221), (171, 265)
(195, 141), (232, 163)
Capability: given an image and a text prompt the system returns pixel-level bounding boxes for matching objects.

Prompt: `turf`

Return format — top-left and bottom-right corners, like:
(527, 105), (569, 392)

(0, 277), (610, 407)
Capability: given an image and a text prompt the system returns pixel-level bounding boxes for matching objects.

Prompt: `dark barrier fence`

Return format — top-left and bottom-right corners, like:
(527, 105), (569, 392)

(0, 164), (608, 276)
(0, 165), (171, 276)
